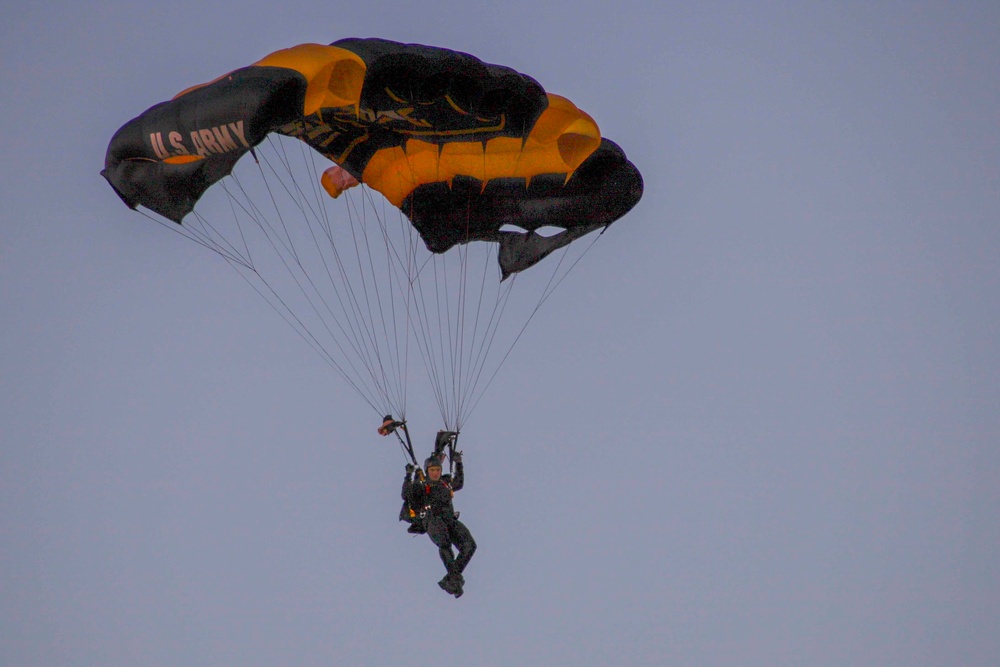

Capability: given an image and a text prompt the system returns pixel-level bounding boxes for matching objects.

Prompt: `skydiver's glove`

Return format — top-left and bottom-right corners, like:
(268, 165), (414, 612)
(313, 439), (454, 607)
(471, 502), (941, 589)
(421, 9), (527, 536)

(405, 463), (416, 475)
(452, 450), (463, 463)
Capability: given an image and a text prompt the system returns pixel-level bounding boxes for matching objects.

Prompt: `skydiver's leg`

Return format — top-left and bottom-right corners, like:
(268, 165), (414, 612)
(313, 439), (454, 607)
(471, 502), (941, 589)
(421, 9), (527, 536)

(451, 520), (477, 574)
(427, 516), (463, 596)
(426, 516), (457, 574)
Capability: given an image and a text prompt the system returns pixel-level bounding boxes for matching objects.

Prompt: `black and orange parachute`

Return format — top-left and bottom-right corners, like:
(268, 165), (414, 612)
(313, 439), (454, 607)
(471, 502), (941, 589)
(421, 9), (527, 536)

(103, 39), (643, 430)
(102, 38), (642, 278)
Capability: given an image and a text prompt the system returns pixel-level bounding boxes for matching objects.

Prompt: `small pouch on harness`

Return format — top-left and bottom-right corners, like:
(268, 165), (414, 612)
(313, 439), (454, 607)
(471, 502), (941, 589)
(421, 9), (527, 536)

(400, 501), (429, 534)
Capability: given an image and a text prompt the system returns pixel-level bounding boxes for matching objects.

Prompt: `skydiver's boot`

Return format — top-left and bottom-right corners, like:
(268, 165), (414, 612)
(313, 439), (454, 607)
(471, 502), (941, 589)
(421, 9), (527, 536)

(438, 571), (463, 598)
(438, 572), (460, 596)
(451, 568), (465, 598)
(453, 572), (464, 598)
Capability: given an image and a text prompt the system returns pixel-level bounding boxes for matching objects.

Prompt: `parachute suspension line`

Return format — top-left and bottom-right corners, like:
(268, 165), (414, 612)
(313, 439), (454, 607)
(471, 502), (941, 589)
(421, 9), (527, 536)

(279, 137), (409, 417)
(378, 141), (476, 427)
(401, 211), (512, 432)
(453, 202), (475, 430)
(237, 155), (394, 411)
(441, 205), (487, 431)
(432, 247), (450, 424)
(219, 140), (405, 416)
(389, 230), (433, 418)
(455, 229), (497, 429)
(441, 238), (468, 430)
(462, 206), (505, 428)
(417, 252), (450, 423)
(366, 185), (417, 421)
(436, 237), (457, 427)
(350, 184), (409, 415)
(160, 187), (385, 415)
(388, 139), (431, 424)
(138, 209), (250, 270)
(264, 139), (397, 410)
(408, 243), (452, 425)
(399, 193), (438, 422)
(457, 269), (519, 431)
(330, 186), (406, 415)
(334, 187), (389, 407)
(457, 151), (488, 427)
(270, 139), (415, 421)
(357, 183), (409, 413)
(146, 138), (607, 431)
(450, 237), (466, 428)
(309, 184), (398, 412)
(253, 143), (307, 268)
(223, 179), (258, 269)
(178, 136), (607, 430)
(167, 179), (266, 273)
(352, 184), (404, 415)
(430, 229), (462, 428)
(462, 230), (605, 424)
(455, 262), (517, 431)
(217, 241), (383, 415)
(388, 196), (522, 432)
(224, 165), (393, 413)
(355, 187), (413, 420)
(364, 186), (406, 419)
(453, 142), (508, 431)
(386, 146), (458, 428)
(398, 195), (415, 420)
(452, 202), (483, 431)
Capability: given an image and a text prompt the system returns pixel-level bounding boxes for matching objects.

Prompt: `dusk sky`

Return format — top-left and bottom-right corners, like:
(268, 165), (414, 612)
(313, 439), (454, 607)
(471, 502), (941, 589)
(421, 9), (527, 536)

(3, 2), (999, 666)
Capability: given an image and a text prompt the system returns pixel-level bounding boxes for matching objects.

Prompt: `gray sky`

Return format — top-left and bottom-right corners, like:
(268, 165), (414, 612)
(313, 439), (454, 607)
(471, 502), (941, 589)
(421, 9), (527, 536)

(3, 2), (999, 665)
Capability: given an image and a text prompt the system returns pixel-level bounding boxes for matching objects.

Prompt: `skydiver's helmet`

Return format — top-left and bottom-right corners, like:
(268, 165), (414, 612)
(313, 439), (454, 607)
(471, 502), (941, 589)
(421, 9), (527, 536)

(424, 455), (443, 471)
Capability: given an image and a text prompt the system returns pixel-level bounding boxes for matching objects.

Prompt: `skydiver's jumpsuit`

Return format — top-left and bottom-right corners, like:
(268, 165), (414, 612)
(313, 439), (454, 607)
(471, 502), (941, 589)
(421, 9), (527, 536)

(404, 462), (476, 579)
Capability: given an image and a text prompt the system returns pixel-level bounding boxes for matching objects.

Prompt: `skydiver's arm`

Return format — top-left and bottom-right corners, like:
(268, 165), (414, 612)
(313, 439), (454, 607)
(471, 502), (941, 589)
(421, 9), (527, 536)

(451, 460), (464, 491)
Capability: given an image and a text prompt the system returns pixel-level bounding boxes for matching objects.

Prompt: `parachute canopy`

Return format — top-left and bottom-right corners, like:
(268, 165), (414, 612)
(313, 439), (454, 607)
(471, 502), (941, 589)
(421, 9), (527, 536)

(103, 39), (643, 430)
(102, 38), (642, 278)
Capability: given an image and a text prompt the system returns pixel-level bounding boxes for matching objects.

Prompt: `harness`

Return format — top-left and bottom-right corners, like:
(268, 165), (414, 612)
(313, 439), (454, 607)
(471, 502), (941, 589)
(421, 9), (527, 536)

(378, 416), (460, 534)
(403, 477), (458, 533)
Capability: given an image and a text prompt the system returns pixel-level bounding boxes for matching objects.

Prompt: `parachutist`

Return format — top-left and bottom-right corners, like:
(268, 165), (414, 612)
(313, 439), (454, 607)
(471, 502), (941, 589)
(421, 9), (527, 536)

(401, 451), (476, 598)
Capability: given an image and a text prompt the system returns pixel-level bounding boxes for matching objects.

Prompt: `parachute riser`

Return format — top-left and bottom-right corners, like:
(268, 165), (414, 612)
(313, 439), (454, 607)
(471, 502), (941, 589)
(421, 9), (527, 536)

(396, 423), (418, 467)
(380, 415), (419, 466)
(432, 430), (459, 475)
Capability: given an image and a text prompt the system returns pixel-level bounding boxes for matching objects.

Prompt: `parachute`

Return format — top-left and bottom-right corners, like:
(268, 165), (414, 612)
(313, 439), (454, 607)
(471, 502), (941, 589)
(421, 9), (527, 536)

(103, 38), (643, 430)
